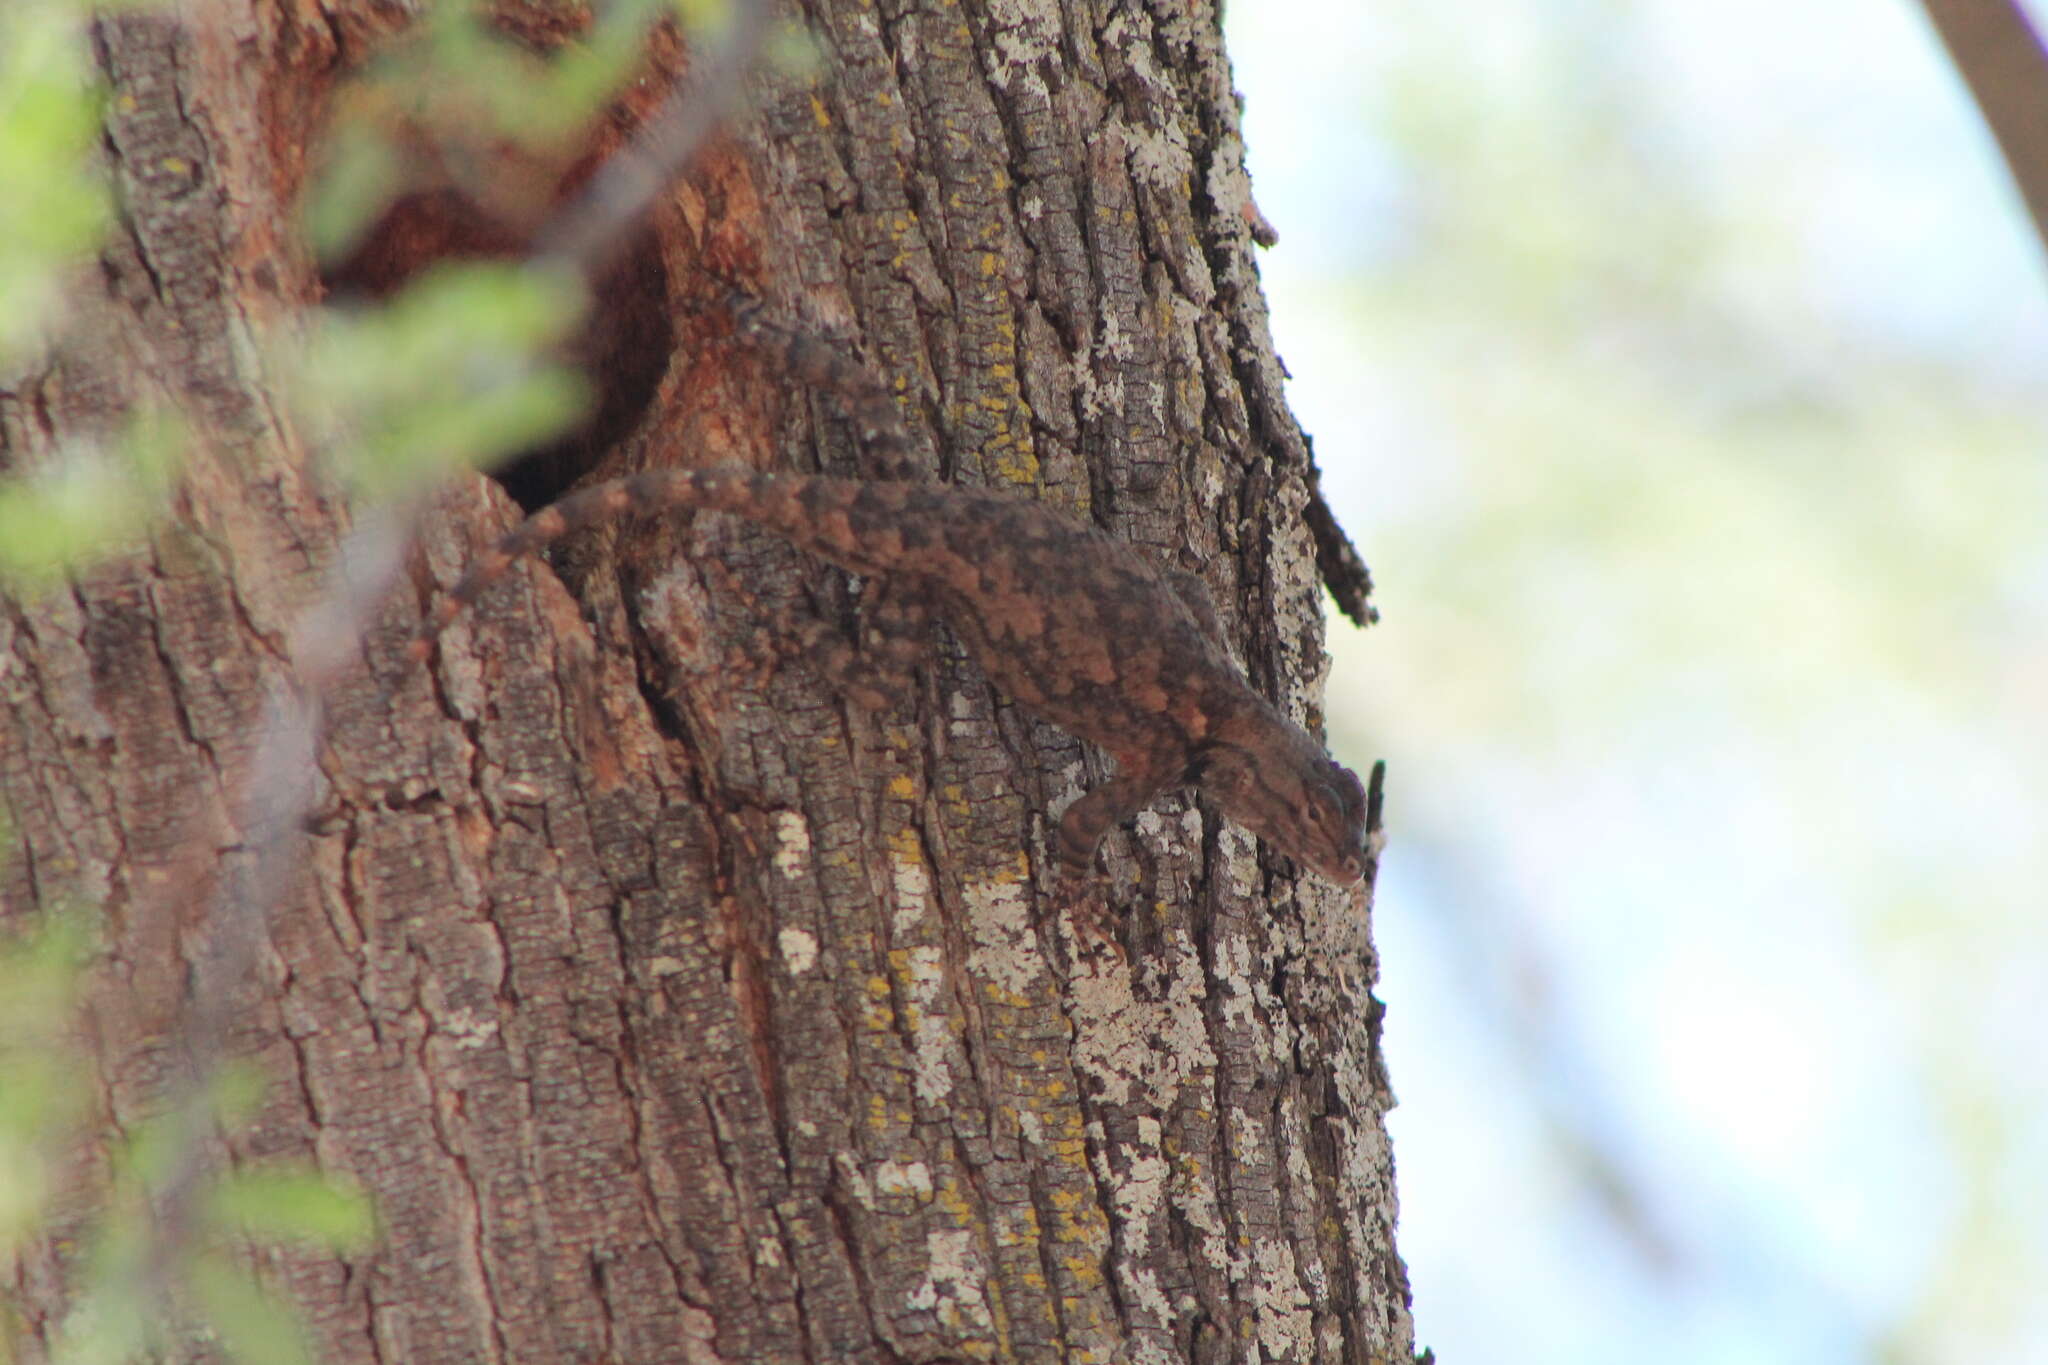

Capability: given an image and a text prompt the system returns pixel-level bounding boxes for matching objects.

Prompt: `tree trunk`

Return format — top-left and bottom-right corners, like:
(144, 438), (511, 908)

(1, 2), (1410, 1361)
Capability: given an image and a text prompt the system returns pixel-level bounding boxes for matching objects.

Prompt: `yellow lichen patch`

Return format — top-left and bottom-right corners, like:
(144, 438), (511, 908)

(936, 1177), (978, 1222)
(1058, 1255), (1104, 1289)
(1005, 1204), (1043, 1243)
(988, 445), (1041, 487)
(810, 94), (832, 128)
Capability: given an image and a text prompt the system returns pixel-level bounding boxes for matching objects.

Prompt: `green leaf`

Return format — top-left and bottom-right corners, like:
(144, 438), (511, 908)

(208, 1061), (271, 1130)
(189, 1254), (315, 1365)
(307, 122), (403, 264)
(294, 261), (590, 490)
(0, 408), (187, 586)
(0, 5), (114, 361)
(48, 1285), (156, 1365)
(207, 1167), (377, 1254)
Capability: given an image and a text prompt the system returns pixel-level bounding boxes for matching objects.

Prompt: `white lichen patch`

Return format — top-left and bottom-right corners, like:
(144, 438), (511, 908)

(904, 1228), (996, 1337)
(1215, 820), (1264, 900)
(1068, 968), (1146, 1107)
(1131, 1333), (1179, 1365)
(962, 868), (1045, 995)
(1078, 307), (1131, 423)
(441, 1008), (498, 1050)
(1212, 930), (1260, 1033)
(1297, 873), (1374, 966)
(904, 944), (954, 1102)
(946, 688), (984, 738)
(1249, 1235), (1315, 1359)
(1132, 806), (1204, 864)
(892, 845), (935, 935)
(1043, 759), (1088, 822)
(1174, 1149), (1229, 1270)
(1123, 120), (1194, 194)
(778, 927), (819, 975)
(771, 810), (812, 880)
(982, 0), (1059, 101)
(1110, 1120), (1168, 1257)
(1119, 1263), (1175, 1335)
(874, 1159), (934, 1199)
(835, 1151), (874, 1208)
(1070, 944), (1217, 1110)
(1228, 1109), (1269, 1174)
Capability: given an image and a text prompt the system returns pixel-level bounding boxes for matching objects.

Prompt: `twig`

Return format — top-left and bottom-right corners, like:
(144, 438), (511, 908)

(1918, 0), (2048, 259)
(537, 0), (775, 273)
(122, 0), (771, 1326)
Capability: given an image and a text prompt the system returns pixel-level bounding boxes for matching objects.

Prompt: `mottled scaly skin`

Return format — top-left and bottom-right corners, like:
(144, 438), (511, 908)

(406, 463), (1369, 885)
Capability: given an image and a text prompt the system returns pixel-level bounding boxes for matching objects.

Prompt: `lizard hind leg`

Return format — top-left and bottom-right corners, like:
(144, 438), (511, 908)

(1052, 766), (1174, 884)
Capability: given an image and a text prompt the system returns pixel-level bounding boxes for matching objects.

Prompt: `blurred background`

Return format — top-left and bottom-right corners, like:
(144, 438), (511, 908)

(1225, 2), (2048, 1362)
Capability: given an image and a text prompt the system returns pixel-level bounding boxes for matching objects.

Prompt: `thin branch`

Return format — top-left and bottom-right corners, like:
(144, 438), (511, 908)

(120, 0), (772, 1324)
(537, 0), (775, 273)
(143, 507), (416, 1311)
(1918, 0), (2048, 259)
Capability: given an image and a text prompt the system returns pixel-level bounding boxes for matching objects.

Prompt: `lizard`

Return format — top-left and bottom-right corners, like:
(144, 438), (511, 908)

(399, 311), (1371, 890)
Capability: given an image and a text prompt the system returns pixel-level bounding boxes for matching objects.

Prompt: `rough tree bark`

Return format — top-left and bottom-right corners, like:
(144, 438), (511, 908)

(1, 1), (1409, 1361)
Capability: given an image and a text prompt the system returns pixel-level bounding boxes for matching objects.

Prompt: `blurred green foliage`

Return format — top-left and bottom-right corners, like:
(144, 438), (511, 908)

(0, 408), (187, 587)
(308, 0), (815, 262)
(0, 2), (111, 367)
(291, 261), (592, 495)
(1, 910), (375, 1365)
(0, 0), (747, 1356)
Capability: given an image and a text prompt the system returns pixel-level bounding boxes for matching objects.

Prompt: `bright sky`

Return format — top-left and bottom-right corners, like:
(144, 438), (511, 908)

(1226, 3), (2048, 1362)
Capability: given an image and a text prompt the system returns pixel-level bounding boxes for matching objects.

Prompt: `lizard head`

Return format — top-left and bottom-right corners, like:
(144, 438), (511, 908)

(1196, 740), (1370, 884)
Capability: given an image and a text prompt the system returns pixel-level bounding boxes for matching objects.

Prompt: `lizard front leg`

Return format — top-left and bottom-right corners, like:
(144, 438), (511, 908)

(1049, 763), (1168, 956)
(1053, 756), (1180, 883)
